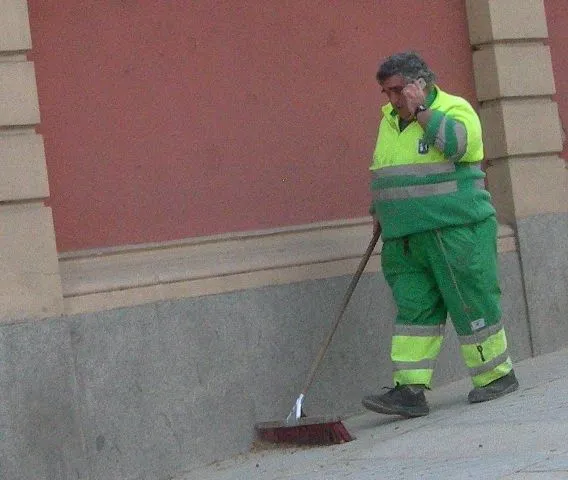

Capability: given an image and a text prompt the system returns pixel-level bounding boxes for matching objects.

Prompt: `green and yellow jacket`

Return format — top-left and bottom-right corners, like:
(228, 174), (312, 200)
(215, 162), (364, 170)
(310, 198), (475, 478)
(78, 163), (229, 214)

(370, 86), (496, 240)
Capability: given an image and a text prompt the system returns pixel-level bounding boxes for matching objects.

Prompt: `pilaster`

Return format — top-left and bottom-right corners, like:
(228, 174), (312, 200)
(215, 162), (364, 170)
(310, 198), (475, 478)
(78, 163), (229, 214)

(466, 0), (567, 224)
(0, 0), (63, 322)
(466, 0), (568, 356)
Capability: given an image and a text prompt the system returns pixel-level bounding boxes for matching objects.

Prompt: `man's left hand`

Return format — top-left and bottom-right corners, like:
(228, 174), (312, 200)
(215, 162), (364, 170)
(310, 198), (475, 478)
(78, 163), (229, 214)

(402, 81), (426, 117)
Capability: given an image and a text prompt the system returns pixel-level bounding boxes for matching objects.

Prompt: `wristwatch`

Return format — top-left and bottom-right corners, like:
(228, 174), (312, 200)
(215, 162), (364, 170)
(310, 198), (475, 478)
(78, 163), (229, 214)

(414, 104), (428, 116)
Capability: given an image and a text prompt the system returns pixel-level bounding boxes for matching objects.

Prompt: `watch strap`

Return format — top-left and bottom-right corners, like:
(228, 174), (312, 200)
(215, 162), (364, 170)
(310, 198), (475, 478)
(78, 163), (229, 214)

(414, 104), (428, 116)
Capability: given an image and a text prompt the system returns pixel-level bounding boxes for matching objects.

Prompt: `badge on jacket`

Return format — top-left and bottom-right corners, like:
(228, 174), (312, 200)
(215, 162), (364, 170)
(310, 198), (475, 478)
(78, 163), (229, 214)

(418, 139), (429, 154)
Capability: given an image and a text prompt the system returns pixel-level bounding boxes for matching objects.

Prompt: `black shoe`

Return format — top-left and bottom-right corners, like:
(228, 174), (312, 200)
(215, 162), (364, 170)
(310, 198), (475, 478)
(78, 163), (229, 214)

(468, 370), (519, 404)
(362, 384), (429, 418)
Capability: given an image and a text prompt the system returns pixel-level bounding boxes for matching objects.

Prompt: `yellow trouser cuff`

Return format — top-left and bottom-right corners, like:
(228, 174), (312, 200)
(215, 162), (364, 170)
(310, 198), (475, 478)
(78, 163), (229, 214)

(393, 369), (433, 388)
(471, 359), (513, 387)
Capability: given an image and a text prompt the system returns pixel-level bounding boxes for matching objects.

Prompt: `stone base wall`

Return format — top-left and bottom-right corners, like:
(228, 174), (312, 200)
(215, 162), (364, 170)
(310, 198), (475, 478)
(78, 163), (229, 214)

(0, 246), (538, 480)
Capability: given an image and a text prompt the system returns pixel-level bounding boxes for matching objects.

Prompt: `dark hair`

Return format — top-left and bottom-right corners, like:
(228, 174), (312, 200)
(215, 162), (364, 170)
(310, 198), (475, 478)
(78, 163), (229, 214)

(376, 51), (436, 86)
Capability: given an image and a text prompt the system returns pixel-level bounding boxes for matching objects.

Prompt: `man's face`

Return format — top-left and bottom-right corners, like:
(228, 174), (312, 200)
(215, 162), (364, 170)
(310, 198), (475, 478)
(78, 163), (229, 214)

(380, 74), (411, 120)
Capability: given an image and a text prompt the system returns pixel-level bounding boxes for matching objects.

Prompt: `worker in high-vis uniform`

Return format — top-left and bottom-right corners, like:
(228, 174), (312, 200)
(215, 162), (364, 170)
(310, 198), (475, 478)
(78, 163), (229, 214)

(362, 51), (519, 418)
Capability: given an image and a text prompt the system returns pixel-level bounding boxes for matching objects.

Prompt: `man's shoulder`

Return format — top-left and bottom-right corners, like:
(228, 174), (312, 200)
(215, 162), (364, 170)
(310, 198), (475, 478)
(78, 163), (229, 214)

(435, 88), (475, 111)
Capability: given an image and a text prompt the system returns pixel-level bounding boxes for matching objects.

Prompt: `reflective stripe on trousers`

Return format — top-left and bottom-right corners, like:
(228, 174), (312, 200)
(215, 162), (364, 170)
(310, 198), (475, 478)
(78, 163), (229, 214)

(391, 324), (445, 387)
(459, 325), (512, 386)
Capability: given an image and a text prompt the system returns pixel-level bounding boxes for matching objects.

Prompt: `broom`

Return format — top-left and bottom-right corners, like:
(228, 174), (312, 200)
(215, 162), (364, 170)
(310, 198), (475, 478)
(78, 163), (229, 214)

(255, 226), (382, 445)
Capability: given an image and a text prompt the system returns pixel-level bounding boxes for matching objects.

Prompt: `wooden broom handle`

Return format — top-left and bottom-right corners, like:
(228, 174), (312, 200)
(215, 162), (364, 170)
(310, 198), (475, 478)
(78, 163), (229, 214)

(301, 226), (382, 396)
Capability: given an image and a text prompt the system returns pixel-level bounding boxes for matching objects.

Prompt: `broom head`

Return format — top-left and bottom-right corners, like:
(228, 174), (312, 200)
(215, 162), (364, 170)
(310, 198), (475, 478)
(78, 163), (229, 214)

(255, 416), (354, 446)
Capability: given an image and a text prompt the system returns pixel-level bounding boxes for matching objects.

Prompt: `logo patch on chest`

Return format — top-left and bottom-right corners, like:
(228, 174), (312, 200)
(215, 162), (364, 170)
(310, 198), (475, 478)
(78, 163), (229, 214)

(418, 139), (429, 154)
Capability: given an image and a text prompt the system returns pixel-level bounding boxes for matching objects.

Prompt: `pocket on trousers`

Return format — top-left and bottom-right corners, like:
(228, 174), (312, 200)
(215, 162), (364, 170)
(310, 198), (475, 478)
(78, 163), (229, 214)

(437, 224), (477, 273)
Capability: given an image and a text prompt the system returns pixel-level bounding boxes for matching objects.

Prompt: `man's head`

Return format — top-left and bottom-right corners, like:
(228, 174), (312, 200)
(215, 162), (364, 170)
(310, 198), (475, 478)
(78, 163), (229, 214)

(376, 51), (436, 119)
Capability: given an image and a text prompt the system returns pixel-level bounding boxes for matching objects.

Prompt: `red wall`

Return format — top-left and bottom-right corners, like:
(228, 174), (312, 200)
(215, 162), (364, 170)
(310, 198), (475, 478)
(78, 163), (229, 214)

(28, 1), (477, 251)
(545, 0), (568, 165)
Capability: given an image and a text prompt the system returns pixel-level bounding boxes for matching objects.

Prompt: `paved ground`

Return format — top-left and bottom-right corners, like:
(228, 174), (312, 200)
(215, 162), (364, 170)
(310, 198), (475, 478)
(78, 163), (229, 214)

(180, 348), (568, 479)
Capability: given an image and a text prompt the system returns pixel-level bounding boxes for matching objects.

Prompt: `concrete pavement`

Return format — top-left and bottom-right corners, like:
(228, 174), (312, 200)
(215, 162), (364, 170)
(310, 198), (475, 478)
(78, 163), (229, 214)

(180, 347), (568, 479)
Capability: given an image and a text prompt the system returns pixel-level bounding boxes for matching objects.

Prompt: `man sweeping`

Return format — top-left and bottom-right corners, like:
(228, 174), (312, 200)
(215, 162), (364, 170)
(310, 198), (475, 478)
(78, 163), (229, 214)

(363, 51), (519, 418)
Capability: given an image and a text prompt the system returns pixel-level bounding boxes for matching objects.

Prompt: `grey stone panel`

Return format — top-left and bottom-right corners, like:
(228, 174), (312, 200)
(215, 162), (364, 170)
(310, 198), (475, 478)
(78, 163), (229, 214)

(155, 275), (397, 471)
(300, 273), (397, 417)
(517, 213), (568, 356)
(62, 275), (397, 479)
(70, 304), (189, 480)
(0, 318), (88, 480)
(497, 251), (534, 363)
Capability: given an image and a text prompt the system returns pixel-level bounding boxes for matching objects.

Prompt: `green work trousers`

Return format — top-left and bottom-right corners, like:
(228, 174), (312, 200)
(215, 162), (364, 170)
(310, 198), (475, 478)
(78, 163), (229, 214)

(381, 215), (513, 388)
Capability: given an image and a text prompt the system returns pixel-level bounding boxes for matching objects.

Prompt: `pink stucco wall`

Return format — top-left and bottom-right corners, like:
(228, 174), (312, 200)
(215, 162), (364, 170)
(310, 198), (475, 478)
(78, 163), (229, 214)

(545, 0), (568, 165)
(28, 1), (477, 251)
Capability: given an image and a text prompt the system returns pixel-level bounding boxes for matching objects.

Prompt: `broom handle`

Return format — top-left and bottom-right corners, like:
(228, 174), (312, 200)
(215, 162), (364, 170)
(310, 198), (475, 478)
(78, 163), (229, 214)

(300, 226), (382, 396)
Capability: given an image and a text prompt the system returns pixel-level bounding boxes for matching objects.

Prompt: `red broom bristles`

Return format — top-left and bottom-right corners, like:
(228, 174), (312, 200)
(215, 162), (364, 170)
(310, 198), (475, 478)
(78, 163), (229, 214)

(255, 417), (355, 445)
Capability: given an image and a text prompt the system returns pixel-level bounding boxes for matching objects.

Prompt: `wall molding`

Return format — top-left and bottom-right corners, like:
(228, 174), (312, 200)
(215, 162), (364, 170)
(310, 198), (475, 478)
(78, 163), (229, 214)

(59, 217), (517, 315)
